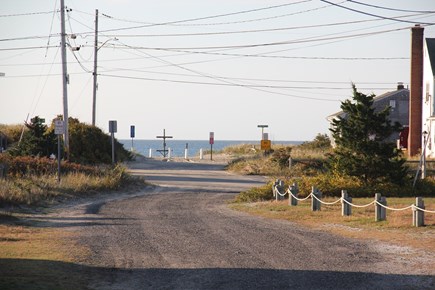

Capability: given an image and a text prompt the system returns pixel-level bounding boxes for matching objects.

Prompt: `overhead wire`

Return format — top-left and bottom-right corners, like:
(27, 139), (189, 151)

(320, 0), (435, 25)
(102, 39), (341, 102)
(100, 26), (412, 51)
(0, 11), (54, 17)
(347, 0), (435, 14)
(93, 0), (314, 33)
(96, 0), (335, 27)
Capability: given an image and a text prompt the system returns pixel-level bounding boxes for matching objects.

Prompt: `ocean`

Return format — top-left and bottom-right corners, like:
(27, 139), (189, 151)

(119, 139), (303, 158)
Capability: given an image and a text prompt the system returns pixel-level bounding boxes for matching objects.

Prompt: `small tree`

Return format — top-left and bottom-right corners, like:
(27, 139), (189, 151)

(328, 85), (407, 184)
(9, 116), (56, 157)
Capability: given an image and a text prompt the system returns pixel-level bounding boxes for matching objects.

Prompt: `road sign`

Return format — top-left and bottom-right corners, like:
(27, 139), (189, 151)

(209, 132), (214, 145)
(261, 140), (271, 150)
(109, 120), (117, 133)
(54, 120), (64, 135)
(130, 125), (135, 138)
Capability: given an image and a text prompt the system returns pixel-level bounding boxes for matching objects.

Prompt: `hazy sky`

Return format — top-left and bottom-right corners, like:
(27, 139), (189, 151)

(1, 0), (435, 141)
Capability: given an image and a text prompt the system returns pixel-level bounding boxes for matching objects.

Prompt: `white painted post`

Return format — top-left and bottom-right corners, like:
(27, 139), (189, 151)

(168, 147), (171, 159)
(184, 148), (188, 159)
(317, 189), (322, 211)
(272, 179), (277, 198)
(341, 190), (352, 216)
(381, 196), (387, 221)
(413, 197), (425, 227)
(149, 148), (152, 158)
(199, 148), (203, 160)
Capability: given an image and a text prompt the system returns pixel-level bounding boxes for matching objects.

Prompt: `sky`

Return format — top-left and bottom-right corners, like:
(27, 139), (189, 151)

(1, 0), (435, 141)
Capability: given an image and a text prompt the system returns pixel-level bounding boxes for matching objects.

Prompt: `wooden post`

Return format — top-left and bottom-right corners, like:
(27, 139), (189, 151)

(413, 197), (425, 227)
(289, 182), (298, 206)
(381, 196), (387, 221)
(341, 190), (352, 216)
(275, 179), (285, 201)
(375, 193), (386, 221)
(311, 187), (321, 211)
(317, 189), (322, 211)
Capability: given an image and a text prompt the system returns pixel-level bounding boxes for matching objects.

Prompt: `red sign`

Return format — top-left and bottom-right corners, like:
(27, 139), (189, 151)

(209, 132), (214, 145)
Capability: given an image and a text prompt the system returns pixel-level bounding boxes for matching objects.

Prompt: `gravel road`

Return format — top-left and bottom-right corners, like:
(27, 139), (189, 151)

(47, 158), (434, 289)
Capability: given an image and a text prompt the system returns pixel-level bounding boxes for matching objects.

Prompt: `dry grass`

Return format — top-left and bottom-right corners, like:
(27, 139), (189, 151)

(230, 197), (435, 252)
(0, 165), (144, 206)
(0, 222), (91, 289)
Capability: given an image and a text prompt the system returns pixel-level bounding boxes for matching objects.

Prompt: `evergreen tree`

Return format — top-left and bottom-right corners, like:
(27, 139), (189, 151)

(329, 85), (407, 184)
(10, 116), (56, 157)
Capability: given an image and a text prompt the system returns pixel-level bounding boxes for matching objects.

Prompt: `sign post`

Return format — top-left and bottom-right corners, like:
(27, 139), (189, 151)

(209, 132), (214, 160)
(258, 125), (270, 153)
(109, 120), (117, 163)
(130, 125), (135, 151)
(54, 119), (64, 182)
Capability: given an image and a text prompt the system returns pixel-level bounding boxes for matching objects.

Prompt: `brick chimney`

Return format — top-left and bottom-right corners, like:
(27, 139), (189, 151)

(408, 24), (424, 156)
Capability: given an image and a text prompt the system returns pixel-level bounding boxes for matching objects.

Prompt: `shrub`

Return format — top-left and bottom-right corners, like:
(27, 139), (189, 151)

(233, 182), (274, 203)
(270, 146), (292, 168)
(0, 155), (99, 177)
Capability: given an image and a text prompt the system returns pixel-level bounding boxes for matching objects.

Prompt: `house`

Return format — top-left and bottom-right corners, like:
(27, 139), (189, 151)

(327, 84), (409, 147)
(422, 38), (435, 157)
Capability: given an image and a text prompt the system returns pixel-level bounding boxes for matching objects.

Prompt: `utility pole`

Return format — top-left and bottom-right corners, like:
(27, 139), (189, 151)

(92, 9), (98, 126)
(60, 0), (69, 157)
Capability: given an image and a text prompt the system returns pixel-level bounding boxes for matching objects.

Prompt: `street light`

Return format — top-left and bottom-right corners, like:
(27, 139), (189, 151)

(257, 124), (268, 140)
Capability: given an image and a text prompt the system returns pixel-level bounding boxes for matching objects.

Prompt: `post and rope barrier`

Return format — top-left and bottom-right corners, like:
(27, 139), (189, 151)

(272, 179), (435, 227)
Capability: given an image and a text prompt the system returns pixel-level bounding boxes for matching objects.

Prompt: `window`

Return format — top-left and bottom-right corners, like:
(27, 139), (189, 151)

(389, 100), (396, 111)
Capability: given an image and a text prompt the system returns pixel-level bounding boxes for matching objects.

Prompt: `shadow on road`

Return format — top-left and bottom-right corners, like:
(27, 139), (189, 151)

(0, 258), (433, 290)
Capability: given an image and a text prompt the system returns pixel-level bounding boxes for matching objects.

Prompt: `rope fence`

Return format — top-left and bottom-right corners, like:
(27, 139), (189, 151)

(271, 179), (435, 227)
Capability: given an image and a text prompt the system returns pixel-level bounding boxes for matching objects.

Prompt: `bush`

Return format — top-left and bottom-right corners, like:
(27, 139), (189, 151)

(270, 146), (292, 168)
(286, 173), (432, 198)
(298, 133), (331, 150)
(233, 182), (274, 203)
(0, 155), (99, 177)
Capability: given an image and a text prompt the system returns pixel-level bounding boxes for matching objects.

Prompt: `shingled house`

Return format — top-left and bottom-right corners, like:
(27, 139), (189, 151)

(422, 38), (435, 157)
(327, 84), (409, 148)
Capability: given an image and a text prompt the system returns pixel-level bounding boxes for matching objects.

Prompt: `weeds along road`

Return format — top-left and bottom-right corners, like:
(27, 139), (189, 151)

(66, 158), (433, 289)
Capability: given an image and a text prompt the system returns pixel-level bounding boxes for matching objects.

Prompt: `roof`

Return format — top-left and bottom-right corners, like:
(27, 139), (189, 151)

(326, 88), (409, 122)
(426, 38), (435, 76)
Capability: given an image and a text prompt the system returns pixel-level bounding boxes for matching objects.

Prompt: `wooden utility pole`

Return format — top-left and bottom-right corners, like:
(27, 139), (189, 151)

(92, 9), (98, 126)
(60, 0), (69, 156)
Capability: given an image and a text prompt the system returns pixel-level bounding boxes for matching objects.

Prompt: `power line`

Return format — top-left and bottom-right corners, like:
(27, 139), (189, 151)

(347, 0), (435, 14)
(101, 26), (411, 51)
(96, 0), (332, 27)
(138, 48), (408, 60)
(99, 72), (341, 101)
(320, 0), (435, 25)
(0, 45), (60, 51)
(0, 11), (54, 17)
(104, 39), (342, 102)
(94, 0), (313, 33)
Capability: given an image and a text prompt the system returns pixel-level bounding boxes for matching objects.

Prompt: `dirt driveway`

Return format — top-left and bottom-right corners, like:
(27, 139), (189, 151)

(21, 157), (435, 289)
